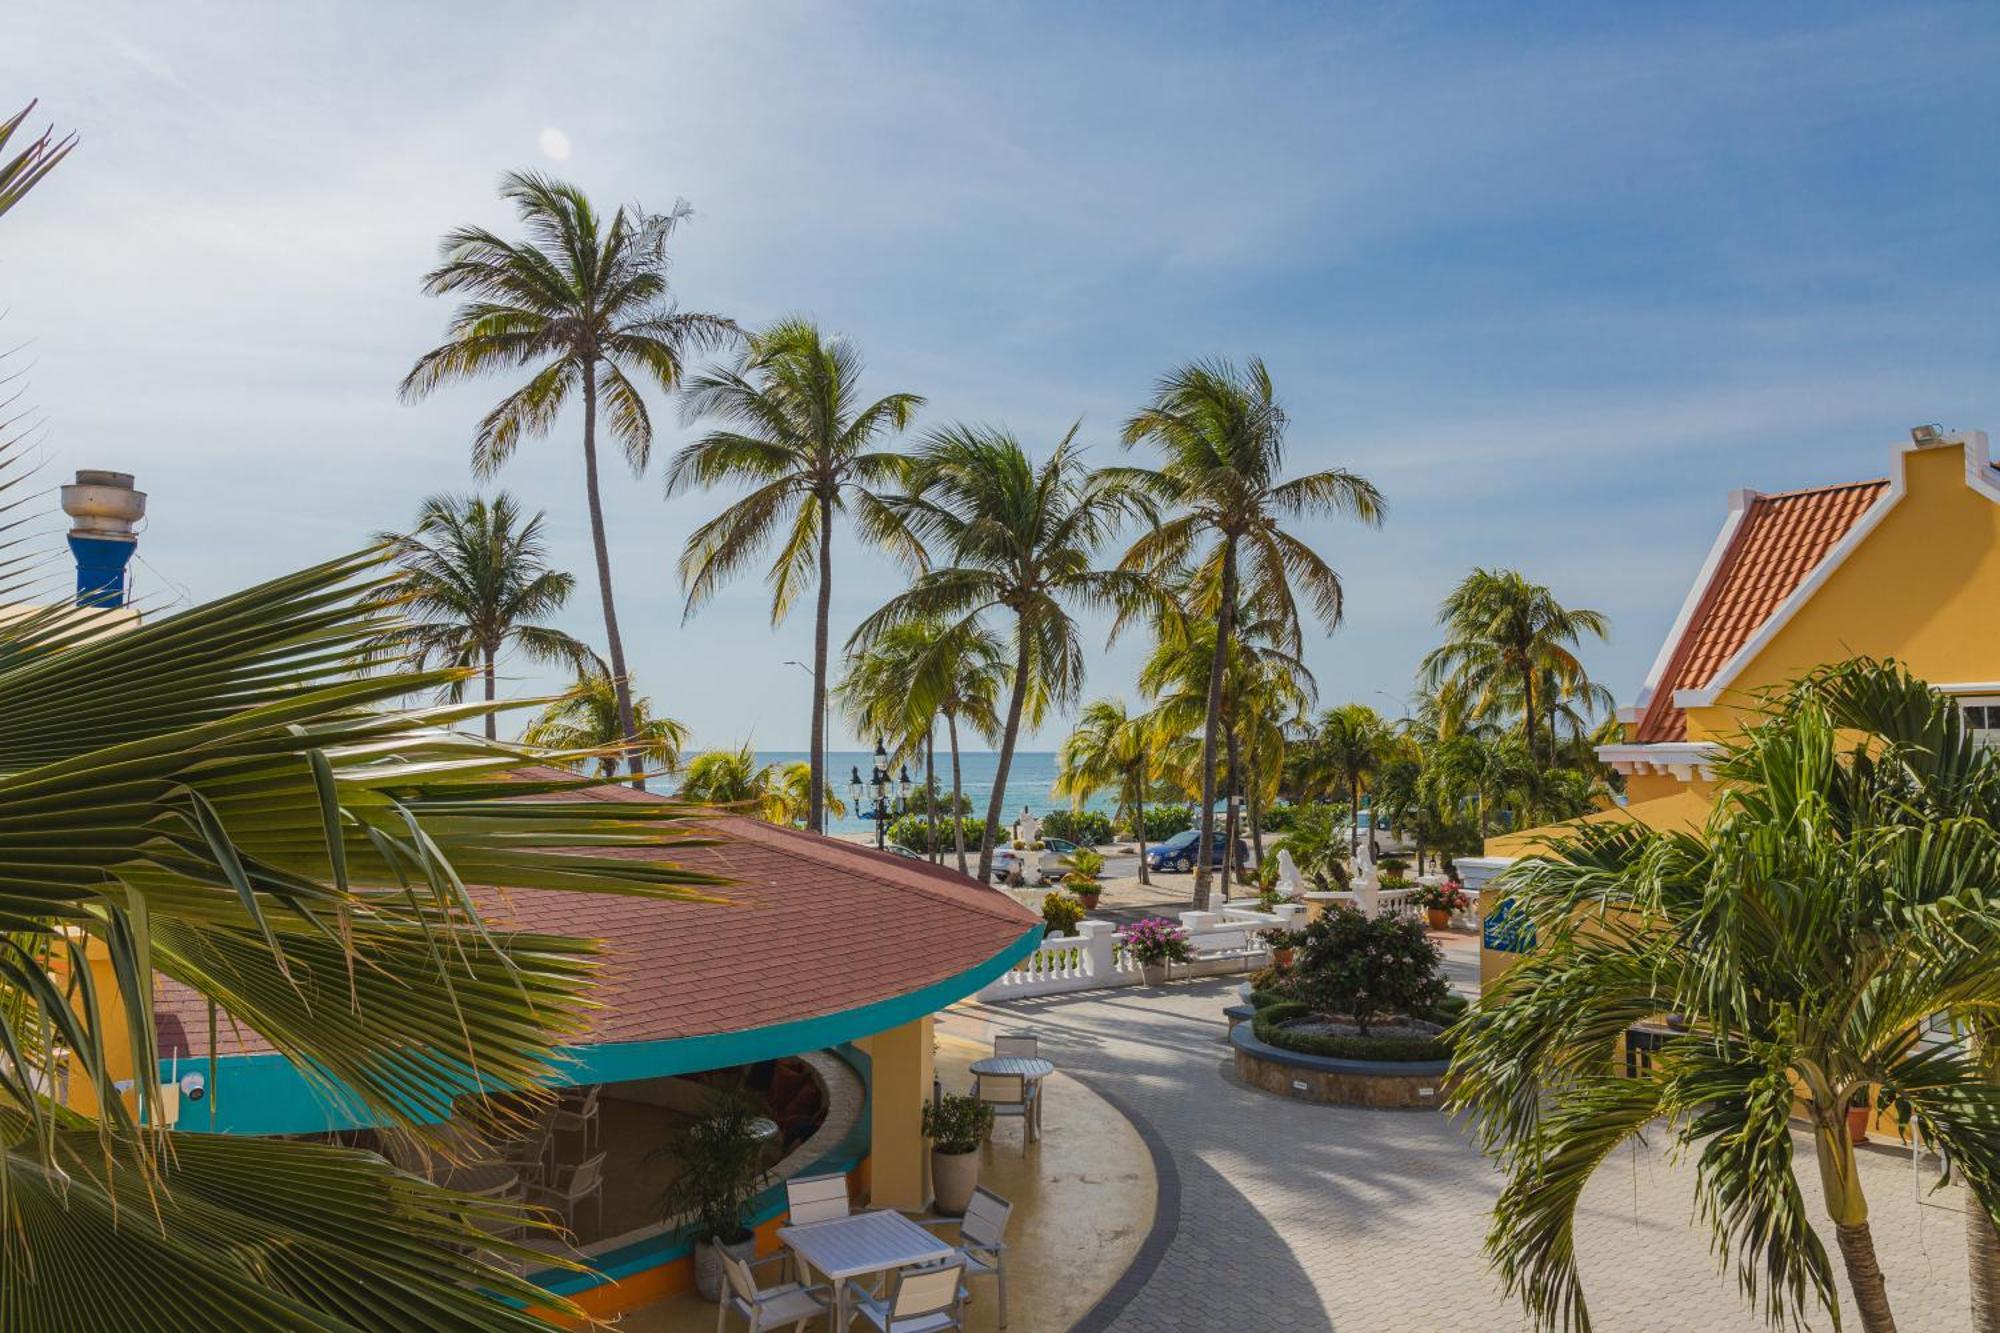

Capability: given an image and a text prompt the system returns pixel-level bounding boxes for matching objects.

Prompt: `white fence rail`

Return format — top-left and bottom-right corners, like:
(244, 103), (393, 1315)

(977, 905), (1306, 1003)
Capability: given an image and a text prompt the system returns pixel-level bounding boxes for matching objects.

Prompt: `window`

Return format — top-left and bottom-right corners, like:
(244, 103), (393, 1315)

(1960, 698), (2000, 749)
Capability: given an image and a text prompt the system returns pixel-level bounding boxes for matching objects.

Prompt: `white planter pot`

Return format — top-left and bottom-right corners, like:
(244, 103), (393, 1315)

(693, 1232), (758, 1302)
(931, 1146), (982, 1215)
(1140, 961), (1168, 986)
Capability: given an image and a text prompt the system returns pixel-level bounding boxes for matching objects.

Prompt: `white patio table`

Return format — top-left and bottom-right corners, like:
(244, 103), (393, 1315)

(777, 1208), (954, 1328)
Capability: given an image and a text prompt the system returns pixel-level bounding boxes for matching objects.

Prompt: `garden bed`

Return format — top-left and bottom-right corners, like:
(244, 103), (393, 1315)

(1230, 1020), (1450, 1108)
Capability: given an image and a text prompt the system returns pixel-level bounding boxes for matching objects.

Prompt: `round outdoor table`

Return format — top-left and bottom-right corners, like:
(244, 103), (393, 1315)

(438, 1162), (522, 1199)
(967, 1056), (1055, 1080)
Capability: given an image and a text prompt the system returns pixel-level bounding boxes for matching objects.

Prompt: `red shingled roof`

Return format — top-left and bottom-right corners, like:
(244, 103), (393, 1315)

(154, 775), (1038, 1060)
(1634, 478), (1889, 742)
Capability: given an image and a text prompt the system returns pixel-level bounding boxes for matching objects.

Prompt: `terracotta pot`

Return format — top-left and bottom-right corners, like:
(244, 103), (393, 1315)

(1426, 908), (1450, 930)
(1077, 891), (1102, 911)
(1140, 961), (1168, 986)
(693, 1232), (757, 1302)
(1272, 947), (1296, 970)
(1847, 1105), (1872, 1145)
(932, 1146), (981, 1215)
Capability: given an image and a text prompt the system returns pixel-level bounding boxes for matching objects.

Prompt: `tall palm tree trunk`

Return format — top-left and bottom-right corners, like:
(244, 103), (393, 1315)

(481, 645), (498, 741)
(925, 724), (939, 864)
(978, 628), (1034, 883)
(1816, 1117), (1898, 1333)
(1133, 766), (1150, 887)
(1350, 775), (1363, 858)
(1519, 661), (1540, 770)
(1838, 1221), (1897, 1333)
(808, 496), (833, 834)
(1246, 758), (1266, 874)
(1222, 723), (1244, 897)
(579, 360), (643, 790)
(1192, 542), (1239, 910)
(1971, 1209), (2000, 1331)
(947, 711), (969, 876)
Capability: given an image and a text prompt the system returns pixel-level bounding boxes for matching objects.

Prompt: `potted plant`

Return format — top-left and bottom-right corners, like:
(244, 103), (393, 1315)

(1413, 881), (1469, 931)
(1041, 890), (1085, 937)
(654, 1096), (773, 1301)
(1847, 1086), (1874, 1145)
(1065, 847), (1106, 910)
(1124, 916), (1192, 986)
(921, 1092), (995, 1215)
(1266, 927), (1304, 971)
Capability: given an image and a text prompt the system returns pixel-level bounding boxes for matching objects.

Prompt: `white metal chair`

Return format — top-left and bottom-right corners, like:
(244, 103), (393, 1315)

(990, 1033), (1038, 1060)
(500, 1121), (555, 1189)
(549, 1085), (601, 1157)
(716, 1250), (830, 1333)
(846, 1257), (967, 1332)
(920, 1187), (1014, 1327)
(784, 1171), (852, 1225)
(976, 1075), (1038, 1154)
(527, 1150), (606, 1236)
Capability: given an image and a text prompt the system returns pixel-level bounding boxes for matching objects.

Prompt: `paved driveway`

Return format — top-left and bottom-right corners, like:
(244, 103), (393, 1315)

(957, 978), (1976, 1332)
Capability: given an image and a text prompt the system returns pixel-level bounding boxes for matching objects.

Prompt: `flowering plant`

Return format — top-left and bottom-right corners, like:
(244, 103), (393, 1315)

(1413, 881), (1469, 914)
(1122, 916), (1192, 966)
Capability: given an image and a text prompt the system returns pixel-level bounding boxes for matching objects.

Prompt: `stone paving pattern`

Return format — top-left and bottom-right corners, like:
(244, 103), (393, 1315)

(959, 976), (1977, 1333)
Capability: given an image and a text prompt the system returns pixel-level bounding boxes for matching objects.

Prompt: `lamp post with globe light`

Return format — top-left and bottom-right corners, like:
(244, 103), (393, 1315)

(848, 737), (911, 851)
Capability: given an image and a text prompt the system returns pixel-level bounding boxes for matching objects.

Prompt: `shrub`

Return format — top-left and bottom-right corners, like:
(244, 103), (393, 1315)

(1122, 916), (1192, 966)
(1041, 891), (1085, 936)
(1122, 805), (1193, 842)
(1413, 881), (1470, 914)
(885, 814), (987, 854)
(1291, 907), (1450, 1034)
(921, 1092), (994, 1155)
(1272, 804), (1350, 889)
(1067, 847), (1106, 880)
(1259, 802), (1300, 834)
(1040, 809), (1113, 845)
(1376, 854), (1409, 874)
(1252, 1000), (1450, 1063)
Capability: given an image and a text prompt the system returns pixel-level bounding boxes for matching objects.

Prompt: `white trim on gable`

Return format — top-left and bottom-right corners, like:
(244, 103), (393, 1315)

(1673, 430), (1994, 712)
(1595, 741), (1721, 781)
(1627, 488), (1756, 717)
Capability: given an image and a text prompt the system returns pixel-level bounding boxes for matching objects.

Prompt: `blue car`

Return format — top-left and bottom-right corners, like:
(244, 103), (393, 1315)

(1145, 828), (1250, 874)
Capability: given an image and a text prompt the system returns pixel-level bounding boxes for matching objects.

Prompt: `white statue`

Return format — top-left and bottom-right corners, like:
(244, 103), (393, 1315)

(1275, 848), (1307, 899)
(1014, 806), (1042, 846)
(1350, 838), (1379, 917)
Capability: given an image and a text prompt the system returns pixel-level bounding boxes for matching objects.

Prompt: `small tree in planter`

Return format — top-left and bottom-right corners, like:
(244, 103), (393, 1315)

(1266, 927), (1305, 971)
(1041, 890), (1085, 937)
(1124, 916), (1192, 985)
(1293, 906), (1449, 1035)
(1065, 847), (1106, 910)
(921, 1092), (995, 1214)
(654, 1096), (774, 1301)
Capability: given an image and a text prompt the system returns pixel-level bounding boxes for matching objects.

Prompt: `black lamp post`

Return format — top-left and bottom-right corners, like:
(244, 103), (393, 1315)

(848, 737), (911, 850)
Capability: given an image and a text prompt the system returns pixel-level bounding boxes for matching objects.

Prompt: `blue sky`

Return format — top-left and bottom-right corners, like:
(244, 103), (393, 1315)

(6, 2), (1998, 750)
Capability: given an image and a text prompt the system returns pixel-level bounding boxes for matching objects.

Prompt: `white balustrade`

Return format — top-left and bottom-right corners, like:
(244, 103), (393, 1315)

(975, 906), (1299, 1002)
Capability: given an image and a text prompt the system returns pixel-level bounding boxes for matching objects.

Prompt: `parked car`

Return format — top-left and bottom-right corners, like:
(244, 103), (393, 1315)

(992, 836), (1083, 886)
(1144, 828), (1250, 874)
(883, 842), (927, 861)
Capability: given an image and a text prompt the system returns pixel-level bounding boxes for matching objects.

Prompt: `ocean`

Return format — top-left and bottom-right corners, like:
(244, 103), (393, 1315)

(750, 750), (1115, 835)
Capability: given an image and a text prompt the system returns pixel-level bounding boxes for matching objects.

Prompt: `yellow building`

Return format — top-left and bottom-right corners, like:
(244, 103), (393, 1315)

(1462, 426), (2000, 984)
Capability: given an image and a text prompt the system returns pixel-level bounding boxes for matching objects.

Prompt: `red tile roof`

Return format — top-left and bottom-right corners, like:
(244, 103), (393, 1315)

(1634, 478), (1889, 742)
(154, 775), (1038, 1060)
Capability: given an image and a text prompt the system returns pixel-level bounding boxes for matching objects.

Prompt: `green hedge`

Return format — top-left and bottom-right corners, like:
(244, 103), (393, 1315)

(1251, 1000), (1451, 1063)
(1258, 802), (1300, 833)
(1122, 805), (1194, 841)
(884, 814), (989, 854)
(1040, 809), (1113, 846)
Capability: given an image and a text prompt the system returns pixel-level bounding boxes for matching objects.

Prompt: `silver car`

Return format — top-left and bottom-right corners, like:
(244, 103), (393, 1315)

(991, 837), (1083, 886)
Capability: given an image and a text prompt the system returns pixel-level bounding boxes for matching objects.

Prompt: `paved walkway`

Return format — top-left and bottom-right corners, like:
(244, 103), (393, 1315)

(953, 978), (1977, 1333)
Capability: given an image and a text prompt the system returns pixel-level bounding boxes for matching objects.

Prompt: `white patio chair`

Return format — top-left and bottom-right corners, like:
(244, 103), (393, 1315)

(499, 1121), (555, 1189)
(716, 1250), (830, 1333)
(527, 1150), (605, 1236)
(976, 1075), (1038, 1154)
(990, 1033), (1038, 1059)
(845, 1257), (967, 1332)
(919, 1187), (1014, 1327)
(783, 1171), (852, 1226)
(549, 1084), (601, 1157)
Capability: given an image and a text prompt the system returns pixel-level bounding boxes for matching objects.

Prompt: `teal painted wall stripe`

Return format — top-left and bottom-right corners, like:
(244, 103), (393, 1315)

(166, 922), (1041, 1138)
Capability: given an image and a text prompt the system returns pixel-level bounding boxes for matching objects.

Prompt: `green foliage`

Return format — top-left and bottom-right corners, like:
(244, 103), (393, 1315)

(1040, 808), (1114, 845)
(921, 1092), (996, 1155)
(1272, 803), (1349, 888)
(523, 667), (689, 778)
(1258, 801), (1301, 833)
(654, 1096), (773, 1244)
(1253, 1000), (1450, 1063)
(1376, 854), (1409, 874)
(1041, 891), (1085, 936)
(885, 813), (988, 853)
(1122, 804), (1194, 841)
(1291, 907), (1450, 1033)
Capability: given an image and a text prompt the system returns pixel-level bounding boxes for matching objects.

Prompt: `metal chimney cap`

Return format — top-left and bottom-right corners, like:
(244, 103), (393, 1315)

(72, 469), (136, 489)
(61, 471), (146, 536)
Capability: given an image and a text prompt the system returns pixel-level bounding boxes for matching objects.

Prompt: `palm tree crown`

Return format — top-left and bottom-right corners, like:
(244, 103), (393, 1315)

(853, 425), (1154, 880)
(521, 668), (690, 778)
(375, 491), (596, 738)
(668, 318), (923, 834)
(401, 170), (734, 784)
(1118, 356), (1383, 906)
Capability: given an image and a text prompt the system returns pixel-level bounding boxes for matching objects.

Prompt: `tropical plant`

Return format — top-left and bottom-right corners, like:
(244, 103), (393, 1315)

(1039, 808), (1114, 847)
(1271, 802), (1350, 889)
(884, 813), (987, 855)
(654, 1095), (773, 1245)
(766, 759), (845, 829)
(401, 170), (734, 784)
(1056, 699), (1158, 881)
(1305, 703), (1393, 856)
(522, 667), (690, 777)
(670, 320), (923, 832)
(0, 101), (74, 219)
(1122, 916), (1193, 967)
(0, 550), (722, 1328)
(373, 491), (597, 738)
(1450, 660), (2000, 1333)
(1419, 569), (1608, 769)
(921, 1092), (995, 1155)
(1423, 732), (1534, 839)
(1126, 804), (1195, 842)
(1041, 891), (1085, 937)
(853, 426), (1154, 881)
(1290, 907), (1449, 1034)
(1117, 357), (1383, 907)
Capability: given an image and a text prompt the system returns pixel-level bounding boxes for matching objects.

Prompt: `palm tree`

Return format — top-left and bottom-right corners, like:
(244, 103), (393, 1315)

(1057, 699), (1159, 885)
(676, 744), (842, 827)
(0, 101), (74, 219)
(374, 492), (596, 739)
(668, 319), (923, 833)
(1118, 357), (1383, 908)
(1423, 731), (1532, 839)
(1307, 703), (1392, 857)
(1451, 661), (2000, 1333)
(1420, 569), (1608, 770)
(853, 425), (1153, 881)
(521, 667), (690, 777)
(401, 171), (734, 785)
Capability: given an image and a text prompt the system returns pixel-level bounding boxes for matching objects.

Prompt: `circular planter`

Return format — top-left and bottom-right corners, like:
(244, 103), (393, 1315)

(693, 1232), (757, 1302)
(1229, 1022), (1450, 1110)
(931, 1146), (981, 1215)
